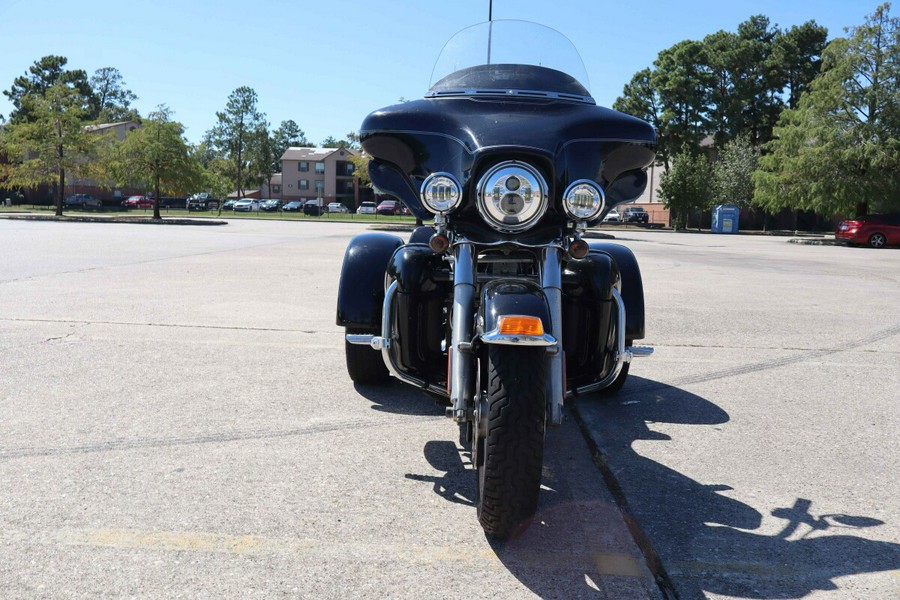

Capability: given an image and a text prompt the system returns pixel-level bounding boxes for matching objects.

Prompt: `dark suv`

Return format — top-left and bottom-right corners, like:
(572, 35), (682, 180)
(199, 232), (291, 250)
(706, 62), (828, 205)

(623, 206), (649, 223)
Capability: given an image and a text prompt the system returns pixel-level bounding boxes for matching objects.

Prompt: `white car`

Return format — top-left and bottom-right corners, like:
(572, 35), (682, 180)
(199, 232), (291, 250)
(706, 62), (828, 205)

(357, 201), (377, 215)
(233, 198), (260, 212)
(603, 209), (620, 223)
(327, 202), (349, 214)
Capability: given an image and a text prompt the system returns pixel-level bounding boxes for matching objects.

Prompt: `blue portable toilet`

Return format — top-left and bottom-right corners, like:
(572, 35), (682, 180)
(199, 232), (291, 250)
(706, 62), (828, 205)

(712, 205), (740, 233)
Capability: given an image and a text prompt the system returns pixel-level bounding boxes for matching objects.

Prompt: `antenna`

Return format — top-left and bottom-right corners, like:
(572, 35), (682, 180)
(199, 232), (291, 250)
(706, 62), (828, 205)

(487, 0), (493, 64)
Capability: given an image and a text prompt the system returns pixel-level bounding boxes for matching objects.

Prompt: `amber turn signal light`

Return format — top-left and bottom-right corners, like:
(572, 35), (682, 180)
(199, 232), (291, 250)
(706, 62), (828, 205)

(569, 238), (589, 259)
(429, 233), (450, 254)
(497, 315), (544, 336)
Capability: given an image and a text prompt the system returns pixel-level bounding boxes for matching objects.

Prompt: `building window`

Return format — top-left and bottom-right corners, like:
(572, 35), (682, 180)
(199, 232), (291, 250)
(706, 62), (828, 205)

(272, 185), (281, 194)
(299, 180), (309, 190)
(315, 162), (325, 174)
(299, 161), (309, 172)
(315, 180), (324, 192)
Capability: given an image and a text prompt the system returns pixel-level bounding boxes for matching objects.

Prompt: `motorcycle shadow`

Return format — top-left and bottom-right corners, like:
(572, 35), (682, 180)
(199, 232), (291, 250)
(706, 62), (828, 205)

(576, 375), (900, 599)
(353, 381), (446, 417)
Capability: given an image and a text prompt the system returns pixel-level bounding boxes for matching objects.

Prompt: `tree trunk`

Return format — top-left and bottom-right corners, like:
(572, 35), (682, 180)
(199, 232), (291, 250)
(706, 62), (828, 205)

(56, 165), (64, 217)
(153, 175), (161, 220)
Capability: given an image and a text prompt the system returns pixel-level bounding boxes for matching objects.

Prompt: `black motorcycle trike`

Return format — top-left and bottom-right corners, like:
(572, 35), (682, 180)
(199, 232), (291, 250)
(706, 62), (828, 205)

(336, 21), (656, 539)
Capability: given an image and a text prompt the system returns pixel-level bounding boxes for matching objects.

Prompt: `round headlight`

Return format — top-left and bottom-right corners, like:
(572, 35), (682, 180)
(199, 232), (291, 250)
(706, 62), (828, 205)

(420, 172), (462, 214)
(476, 161), (548, 233)
(563, 180), (605, 221)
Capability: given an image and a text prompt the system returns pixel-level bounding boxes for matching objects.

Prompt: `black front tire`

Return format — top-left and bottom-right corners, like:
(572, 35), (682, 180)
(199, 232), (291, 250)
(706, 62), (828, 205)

(345, 329), (389, 384)
(476, 345), (547, 539)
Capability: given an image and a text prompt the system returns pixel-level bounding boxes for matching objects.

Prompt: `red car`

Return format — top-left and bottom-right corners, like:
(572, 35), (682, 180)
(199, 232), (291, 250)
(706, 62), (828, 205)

(376, 199), (402, 215)
(123, 195), (154, 209)
(836, 214), (900, 248)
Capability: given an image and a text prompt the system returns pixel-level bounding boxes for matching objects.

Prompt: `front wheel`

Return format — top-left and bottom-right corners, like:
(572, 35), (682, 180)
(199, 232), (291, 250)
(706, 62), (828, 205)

(476, 345), (547, 539)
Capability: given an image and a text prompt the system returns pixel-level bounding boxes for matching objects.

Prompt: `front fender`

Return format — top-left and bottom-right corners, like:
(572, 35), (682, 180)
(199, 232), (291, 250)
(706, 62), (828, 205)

(479, 280), (554, 345)
(336, 233), (404, 330)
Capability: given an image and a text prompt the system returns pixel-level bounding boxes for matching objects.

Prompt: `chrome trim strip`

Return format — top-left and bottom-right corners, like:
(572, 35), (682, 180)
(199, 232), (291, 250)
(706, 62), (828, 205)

(481, 330), (557, 347)
(425, 88), (595, 105)
(541, 246), (565, 426)
(450, 239), (566, 251)
(379, 280), (447, 397)
(630, 346), (654, 358)
(449, 242), (476, 422)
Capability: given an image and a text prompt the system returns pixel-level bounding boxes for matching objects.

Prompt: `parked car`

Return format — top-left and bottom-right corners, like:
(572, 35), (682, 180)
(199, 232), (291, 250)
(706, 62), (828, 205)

(623, 206), (649, 223)
(304, 200), (327, 216)
(282, 201), (303, 212)
(327, 202), (349, 214)
(836, 213), (900, 248)
(602, 209), (620, 223)
(64, 194), (102, 209)
(123, 195), (153, 209)
(233, 198), (260, 212)
(376, 199), (401, 215)
(357, 201), (377, 215)
(260, 199), (282, 212)
(187, 193), (219, 211)
(221, 199), (239, 211)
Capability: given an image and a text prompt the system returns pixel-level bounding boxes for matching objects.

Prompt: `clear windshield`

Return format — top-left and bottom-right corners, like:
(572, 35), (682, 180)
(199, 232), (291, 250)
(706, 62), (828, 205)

(428, 20), (591, 98)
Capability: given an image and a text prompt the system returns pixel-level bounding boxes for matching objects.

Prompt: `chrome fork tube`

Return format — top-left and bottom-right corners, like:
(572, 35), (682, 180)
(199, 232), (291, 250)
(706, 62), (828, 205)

(541, 246), (565, 426)
(449, 242), (476, 422)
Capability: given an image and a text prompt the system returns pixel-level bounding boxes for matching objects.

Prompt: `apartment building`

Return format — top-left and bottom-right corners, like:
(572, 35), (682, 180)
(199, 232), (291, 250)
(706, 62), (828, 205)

(280, 147), (358, 204)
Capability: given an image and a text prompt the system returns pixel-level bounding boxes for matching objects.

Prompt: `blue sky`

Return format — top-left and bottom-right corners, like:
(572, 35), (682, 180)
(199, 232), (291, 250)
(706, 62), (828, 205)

(0, 0), (877, 145)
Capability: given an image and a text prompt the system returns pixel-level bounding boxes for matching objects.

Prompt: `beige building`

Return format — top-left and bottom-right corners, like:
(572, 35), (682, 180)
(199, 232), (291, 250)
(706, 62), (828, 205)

(280, 147), (358, 204)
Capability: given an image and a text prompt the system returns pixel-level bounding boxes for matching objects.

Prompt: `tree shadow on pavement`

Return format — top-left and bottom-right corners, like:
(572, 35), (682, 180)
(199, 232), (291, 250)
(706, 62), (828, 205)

(579, 375), (900, 599)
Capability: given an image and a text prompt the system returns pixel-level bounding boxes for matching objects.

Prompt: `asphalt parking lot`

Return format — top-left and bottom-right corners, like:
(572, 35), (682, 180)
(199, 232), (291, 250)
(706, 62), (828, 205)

(0, 218), (898, 599)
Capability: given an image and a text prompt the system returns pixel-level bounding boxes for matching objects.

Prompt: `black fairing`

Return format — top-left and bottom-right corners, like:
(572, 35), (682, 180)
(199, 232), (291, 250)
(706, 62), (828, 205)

(480, 280), (552, 335)
(361, 77), (656, 229)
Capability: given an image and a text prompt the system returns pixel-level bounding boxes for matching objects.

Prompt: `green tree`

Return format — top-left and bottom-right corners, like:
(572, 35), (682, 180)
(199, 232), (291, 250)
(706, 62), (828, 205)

(770, 21), (829, 110)
(110, 106), (200, 219)
(754, 3), (900, 216)
(712, 135), (760, 208)
(613, 68), (672, 168)
(4, 56), (95, 124)
(0, 83), (99, 215)
(90, 67), (139, 123)
(247, 122), (276, 196)
(207, 86), (265, 199)
(272, 119), (308, 169)
(658, 150), (714, 229)
(348, 152), (371, 187)
(320, 135), (344, 148)
(652, 40), (714, 154)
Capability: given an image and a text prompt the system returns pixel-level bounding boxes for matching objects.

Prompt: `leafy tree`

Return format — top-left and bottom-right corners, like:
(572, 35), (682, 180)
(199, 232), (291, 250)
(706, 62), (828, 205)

(272, 119), (308, 169)
(613, 68), (672, 168)
(4, 56), (95, 124)
(652, 40), (714, 154)
(109, 106), (201, 219)
(320, 135), (344, 148)
(0, 83), (99, 215)
(90, 67), (139, 122)
(658, 150), (714, 229)
(712, 134), (760, 208)
(247, 122), (276, 196)
(754, 3), (900, 216)
(348, 152), (371, 187)
(207, 86), (265, 199)
(770, 21), (829, 110)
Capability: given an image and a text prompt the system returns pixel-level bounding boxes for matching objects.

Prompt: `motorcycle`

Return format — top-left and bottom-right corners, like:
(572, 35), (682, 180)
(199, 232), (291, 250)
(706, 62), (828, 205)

(337, 20), (656, 539)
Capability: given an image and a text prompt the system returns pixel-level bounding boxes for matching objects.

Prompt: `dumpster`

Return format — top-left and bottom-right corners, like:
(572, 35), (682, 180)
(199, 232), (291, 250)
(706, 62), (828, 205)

(712, 205), (740, 233)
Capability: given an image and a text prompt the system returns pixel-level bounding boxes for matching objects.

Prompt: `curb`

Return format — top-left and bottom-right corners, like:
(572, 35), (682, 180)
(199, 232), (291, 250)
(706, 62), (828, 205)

(0, 214), (227, 226)
(787, 237), (841, 245)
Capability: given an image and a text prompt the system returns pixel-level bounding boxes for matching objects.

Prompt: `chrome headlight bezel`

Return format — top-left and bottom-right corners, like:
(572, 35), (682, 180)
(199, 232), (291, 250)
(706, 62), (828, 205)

(562, 179), (606, 221)
(420, 172), (463, 214)
(476, 161), (548, 233)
